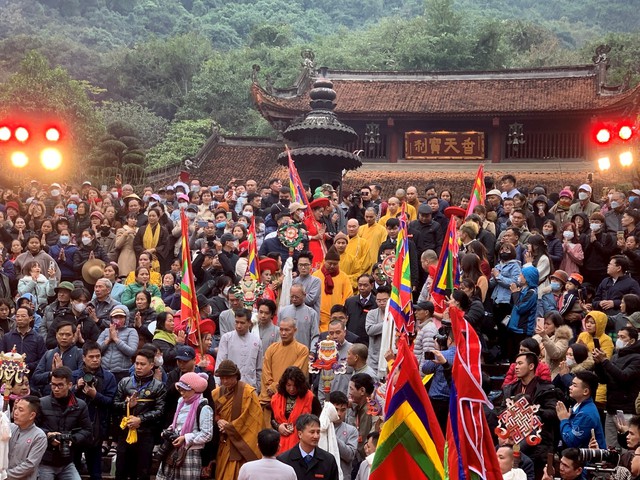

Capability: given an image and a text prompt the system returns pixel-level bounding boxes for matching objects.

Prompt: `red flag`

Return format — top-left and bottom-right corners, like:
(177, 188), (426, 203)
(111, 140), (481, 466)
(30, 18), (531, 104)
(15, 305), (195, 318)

(465, 164), (485, 217)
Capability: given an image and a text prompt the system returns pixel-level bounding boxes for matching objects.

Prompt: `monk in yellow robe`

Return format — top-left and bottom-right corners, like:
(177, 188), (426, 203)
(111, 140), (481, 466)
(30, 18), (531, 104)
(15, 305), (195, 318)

(259, 318), (310, 427)
(312, 246), (353, 332)
(359, 208), (387, 268)
(212, 360), (263, 480)
(334, 229), (372, 292)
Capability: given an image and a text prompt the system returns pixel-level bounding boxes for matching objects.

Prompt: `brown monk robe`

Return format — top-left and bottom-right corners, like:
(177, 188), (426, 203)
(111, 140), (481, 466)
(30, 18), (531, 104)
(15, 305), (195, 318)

(212, 360), (262, 480)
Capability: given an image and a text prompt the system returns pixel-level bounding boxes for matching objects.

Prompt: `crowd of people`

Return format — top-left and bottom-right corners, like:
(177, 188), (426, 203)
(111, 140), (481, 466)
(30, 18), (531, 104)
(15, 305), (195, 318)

(1, 173), (640, 480)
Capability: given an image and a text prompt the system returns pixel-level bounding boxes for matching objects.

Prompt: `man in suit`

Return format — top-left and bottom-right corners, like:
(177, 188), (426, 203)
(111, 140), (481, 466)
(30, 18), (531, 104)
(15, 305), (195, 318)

(344, 274), (377, 345)
(278, 414), (340, 480)
(238, 429), (296, 480)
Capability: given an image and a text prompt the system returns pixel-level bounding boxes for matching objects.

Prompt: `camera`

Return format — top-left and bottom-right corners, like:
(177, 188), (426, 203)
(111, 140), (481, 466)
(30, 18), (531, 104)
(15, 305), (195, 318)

(349, 192), (361, 203)
(54, 432), (74, 458)
(154, 428), (179, 461)
(578, 448), (619, 465)
(424, 351), (435, 360)
(82, 373), (96, 388)
(433, 321), (451, 349)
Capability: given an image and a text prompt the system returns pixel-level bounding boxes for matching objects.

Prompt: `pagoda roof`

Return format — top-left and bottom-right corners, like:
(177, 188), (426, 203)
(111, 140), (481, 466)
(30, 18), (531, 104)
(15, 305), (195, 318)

(252, 65), (640, 120)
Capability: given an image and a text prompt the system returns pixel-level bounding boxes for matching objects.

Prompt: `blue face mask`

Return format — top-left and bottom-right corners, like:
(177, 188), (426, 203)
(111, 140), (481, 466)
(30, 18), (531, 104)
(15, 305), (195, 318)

(59, 235), (70, 245)
(216, 221), (227, 229)
(630, 196), (638, 204)
(550, 281), (562, 292)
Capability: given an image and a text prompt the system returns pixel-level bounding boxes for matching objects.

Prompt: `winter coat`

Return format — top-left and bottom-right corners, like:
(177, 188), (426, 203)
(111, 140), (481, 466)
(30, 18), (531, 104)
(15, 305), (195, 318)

(17, 274), (56, 307)
(120, 282), (161, 309)
(72, 241), (109, 274)
(413, 319), (438, 363)
(97, 326), (139, 374)
(584, 230), (616, 275)
(38, 394), (92, 467)
(114, 226), (137, 278)
(536, 325), (573, 379)
(508, 266), (538, 335)
(577, 311), (614, 404)
(593, 274), (640, 316)
(48, 244), (78, 281)
(594, 338), (640, 414)
(559, 241), (583, 276)
(491, 260), (522, 305)
(113, 375), (166, 433)
(544, 235), (563, 270)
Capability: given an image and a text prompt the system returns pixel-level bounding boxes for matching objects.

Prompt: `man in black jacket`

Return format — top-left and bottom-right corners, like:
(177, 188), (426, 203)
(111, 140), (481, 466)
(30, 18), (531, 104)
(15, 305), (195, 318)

(37, 366), (92, 480)
(593, 255), (640, 317)
(277, 414), (340, 480)
(593, 326), (640, 449)
(113, 348), (167, 480)
(345, 274), (376, 345)
(501, 352), (559, 480)
(72, 342), (117, 480)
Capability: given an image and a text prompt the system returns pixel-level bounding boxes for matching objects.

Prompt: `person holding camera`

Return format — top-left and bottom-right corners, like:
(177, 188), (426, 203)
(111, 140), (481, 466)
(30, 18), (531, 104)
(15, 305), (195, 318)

(37, 366), (93, 480)
(541, 448), (584, 480)
(156, 372), (214, 480)
(421, 320), (456, 433)
(71, 341), (117, 480)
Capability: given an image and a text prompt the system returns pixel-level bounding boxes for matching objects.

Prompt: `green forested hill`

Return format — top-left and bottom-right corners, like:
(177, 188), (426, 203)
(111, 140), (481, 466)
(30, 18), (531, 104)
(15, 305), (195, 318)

(0, 0), (637, 172)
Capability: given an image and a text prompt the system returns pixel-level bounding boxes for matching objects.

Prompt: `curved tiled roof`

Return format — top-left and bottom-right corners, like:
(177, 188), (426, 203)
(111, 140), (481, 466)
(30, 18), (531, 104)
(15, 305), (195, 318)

(252, 67), (640, 118)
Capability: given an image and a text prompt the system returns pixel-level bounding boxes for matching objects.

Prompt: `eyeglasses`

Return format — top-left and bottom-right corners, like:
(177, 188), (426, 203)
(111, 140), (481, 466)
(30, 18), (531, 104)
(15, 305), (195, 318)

(50, 382), (67, 390)
(298, 263), (311, 267)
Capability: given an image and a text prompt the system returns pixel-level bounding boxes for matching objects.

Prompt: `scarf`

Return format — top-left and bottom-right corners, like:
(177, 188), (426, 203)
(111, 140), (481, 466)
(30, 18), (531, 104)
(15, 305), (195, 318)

(171, 393), (202, 436)
(318, 401), (343, 480)
(271, 390), (314, 453)
(321, 264), (339, 295)
(153, 329), (176, 346)
(142, 223), (160, 250)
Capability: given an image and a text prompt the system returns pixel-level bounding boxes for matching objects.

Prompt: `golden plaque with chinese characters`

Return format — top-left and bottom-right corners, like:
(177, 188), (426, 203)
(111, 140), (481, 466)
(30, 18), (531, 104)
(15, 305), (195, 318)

(404, 131), (485, 160)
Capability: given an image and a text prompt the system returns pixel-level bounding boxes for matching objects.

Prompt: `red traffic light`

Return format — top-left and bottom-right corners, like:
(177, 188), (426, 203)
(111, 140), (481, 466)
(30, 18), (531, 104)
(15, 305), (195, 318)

(595, 128), (611, 144)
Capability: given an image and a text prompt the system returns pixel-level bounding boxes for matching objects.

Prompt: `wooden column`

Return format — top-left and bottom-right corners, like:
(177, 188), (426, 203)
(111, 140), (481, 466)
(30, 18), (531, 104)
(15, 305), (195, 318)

(491, 116), (501, 163)
(387, 117), (398, 163)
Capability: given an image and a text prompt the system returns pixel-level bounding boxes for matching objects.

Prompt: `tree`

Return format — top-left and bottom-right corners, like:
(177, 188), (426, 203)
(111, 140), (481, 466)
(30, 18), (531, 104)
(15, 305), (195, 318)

(98, 101), (169, 149)
(145, 119), (212, 172)
(0, 51), (104, 173)
(89, 121), (145, 186)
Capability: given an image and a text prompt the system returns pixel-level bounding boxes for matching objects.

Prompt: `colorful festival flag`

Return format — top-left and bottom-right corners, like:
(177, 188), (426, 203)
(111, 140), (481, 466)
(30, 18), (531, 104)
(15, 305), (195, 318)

(465, 164), (485, 217)
(445, 307), (503, 480)
(246, 216), (260, 281)
(286, 145), (309, 208)
(180, 210), (202, 347)
(388, 205), (414, 333)
(371, 335), (445, 480)
(431, 216), (460, 299)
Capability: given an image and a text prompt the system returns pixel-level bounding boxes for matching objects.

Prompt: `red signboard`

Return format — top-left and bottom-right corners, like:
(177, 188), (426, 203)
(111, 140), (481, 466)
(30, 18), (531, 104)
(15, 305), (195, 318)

(405, 131), (485, 160)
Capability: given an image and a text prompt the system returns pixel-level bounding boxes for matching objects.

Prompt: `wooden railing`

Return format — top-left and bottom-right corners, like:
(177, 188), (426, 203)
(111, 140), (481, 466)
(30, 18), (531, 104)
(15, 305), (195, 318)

(506, 130), (584, 160)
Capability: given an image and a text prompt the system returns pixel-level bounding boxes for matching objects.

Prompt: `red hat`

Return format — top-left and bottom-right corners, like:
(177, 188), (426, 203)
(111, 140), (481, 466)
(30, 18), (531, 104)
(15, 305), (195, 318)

(259, 258), (278, 274)
(199, 319), (216, 336)
(5, 201), (20, 213)
(309, 197), (330, 210)
(444, 206), (466, 219)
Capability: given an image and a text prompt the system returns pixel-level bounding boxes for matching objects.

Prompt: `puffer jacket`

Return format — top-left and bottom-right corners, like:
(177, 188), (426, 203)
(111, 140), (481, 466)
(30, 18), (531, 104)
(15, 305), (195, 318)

(97, 326), (139, 374)
(113, 374), (167, 433)
(491, 259), (521, 305)
(413, 320), (438, 363)
(39, 394), (92, 467)
(537, 325), (573, 379)
(508, 266), (538, 335)
(577, 311), (614, 404)
(595, 339), (640, 414)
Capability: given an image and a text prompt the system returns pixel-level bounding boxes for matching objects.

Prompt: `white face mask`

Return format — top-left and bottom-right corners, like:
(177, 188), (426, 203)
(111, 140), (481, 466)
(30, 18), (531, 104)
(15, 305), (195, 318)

(565, 357), (575, 367)
(179, 202), (188, 210)
(578, 192), (589, 201)
(81, 237), (92, 246)
(186, 212), (196, 220)
(111, 191), (119, 199)
(51, 189), (60, 197)
(243, 211), (253, 218)
(563, 231), (574, 240)
(74, 302), (86, 312)
(616, 339), (627, 350)
(590, 223), (601, 232)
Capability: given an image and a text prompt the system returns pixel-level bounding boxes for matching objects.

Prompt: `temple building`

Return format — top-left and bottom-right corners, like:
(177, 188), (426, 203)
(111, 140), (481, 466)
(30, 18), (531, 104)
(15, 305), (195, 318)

(149, 48), (639, 194)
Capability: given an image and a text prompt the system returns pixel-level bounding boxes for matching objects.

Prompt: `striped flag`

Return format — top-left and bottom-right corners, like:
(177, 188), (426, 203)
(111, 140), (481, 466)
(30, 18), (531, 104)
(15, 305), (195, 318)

(465, 164), (485, 217)
(371, 335), (445, 480)
(445, 306), (502, 480)
(431, 216), (460, 302)
(286, 145), (309, 208)
(180, 210), (201, 347)
(246, 216), (260, 281)
(388, 205), (414, 333)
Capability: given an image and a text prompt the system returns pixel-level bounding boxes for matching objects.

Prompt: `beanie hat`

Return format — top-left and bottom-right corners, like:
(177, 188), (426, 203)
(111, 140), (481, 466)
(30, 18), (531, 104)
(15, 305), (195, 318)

(176, 372), (208, 393)
(325, 246), (341, 262)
